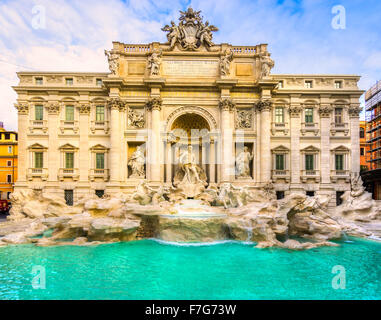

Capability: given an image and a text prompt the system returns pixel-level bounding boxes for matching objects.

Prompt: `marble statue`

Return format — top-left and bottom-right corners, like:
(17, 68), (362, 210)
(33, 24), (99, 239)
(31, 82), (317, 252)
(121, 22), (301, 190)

(128, 146), (145, 178)
(236, 146), (253, 178)
(260, 52), (274, 79)
(173, 145), (207, 198)
(220, 48), (233, 76)
(161, 7), (218, 51)
(147, 50), (162, 76)
(104, 50), (119, 76)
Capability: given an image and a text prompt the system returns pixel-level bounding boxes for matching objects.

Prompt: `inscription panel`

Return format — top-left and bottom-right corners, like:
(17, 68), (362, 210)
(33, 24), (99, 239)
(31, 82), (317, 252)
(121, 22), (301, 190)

(163, 59), (219, 77)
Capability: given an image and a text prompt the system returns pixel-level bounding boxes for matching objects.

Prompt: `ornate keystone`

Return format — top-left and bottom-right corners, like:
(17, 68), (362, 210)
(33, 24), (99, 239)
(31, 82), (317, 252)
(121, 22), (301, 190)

(14, 103), (29, 114)
(219, 98), (235, 111)
(255, 99), (272, 112)
(146, 97), (162, 111)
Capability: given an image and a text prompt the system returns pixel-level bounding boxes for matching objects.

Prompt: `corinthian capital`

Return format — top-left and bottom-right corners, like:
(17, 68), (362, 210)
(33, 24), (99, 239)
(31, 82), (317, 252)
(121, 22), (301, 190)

(14, 103), (29, 114)
(318, 104), (333, 117)
(47, 103), (60, 114)
(255, 99), (272, 112)
(146, 97), (162, 111)
(348, 104), (363, 117)
(79, 104), (91, 114)
(289, 104), (302, 117)
(219, 98), (235, 111)
(107, 97), (124, 111)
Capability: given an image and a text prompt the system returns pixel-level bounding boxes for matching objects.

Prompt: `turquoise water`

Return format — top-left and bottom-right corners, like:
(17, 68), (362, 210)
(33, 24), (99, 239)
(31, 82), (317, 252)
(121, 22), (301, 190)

(0, 238), (380, 300)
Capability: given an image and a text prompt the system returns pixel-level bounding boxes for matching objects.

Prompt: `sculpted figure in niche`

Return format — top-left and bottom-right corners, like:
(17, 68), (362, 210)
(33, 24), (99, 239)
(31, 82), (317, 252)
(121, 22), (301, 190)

(178, 145), (202, 183)
(220, 48), (233, 76)
(104, 50), (119, 76)
(147, 50), (162, 76)
(260, 52), (274, 79)
(236, 146), (253, 178)
(128, 145), (145, 178)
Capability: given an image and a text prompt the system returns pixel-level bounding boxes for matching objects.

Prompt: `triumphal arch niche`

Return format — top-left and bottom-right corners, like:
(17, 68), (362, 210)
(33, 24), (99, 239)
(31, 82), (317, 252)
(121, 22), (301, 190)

(104, 7), (277, 195)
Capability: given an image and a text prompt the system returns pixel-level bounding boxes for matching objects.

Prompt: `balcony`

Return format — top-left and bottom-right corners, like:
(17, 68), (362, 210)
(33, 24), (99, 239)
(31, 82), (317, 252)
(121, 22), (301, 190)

(59, 120), (79, 134)
(330, 170), (350, 182)
(29, 120), (48, 133)
(330, 122), (349, 136)
(301, 122), (319, 136)
(271, 122), (289, 136)
(27, 168), (48, 181)
(58, 168), (79, 181)
(90, 120), (110, 134)
(271, 169), (290, 182)
(89, 169), (110, 181)
(300, 170), (320, 183)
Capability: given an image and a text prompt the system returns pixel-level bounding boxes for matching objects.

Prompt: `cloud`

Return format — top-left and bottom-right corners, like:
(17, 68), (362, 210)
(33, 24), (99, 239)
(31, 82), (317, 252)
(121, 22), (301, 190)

(0, 0), (380, 129)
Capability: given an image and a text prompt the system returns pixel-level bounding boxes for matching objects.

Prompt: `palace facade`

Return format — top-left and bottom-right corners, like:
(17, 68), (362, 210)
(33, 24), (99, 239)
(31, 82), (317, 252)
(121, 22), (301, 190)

(13, 8), (363, 207)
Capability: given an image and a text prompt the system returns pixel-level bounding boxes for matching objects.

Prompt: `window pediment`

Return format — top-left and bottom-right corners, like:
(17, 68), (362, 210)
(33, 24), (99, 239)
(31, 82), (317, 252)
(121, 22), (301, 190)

(90, 144), (109, 151)
(28, 143), (47, 150)
(271, 145), (290, 153)
(59, 143), (78, 150)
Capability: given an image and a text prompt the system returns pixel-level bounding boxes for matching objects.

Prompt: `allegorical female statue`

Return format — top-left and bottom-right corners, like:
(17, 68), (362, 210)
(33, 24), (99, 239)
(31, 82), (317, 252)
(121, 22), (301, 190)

(236, 146), (253, 178)
(128, 145), (145, 178)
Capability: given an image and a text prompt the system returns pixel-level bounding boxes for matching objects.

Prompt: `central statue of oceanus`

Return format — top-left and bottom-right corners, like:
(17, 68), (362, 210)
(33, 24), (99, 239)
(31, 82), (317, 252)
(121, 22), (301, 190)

(173, 145), (208, 198)
(161, 7), (218, 51)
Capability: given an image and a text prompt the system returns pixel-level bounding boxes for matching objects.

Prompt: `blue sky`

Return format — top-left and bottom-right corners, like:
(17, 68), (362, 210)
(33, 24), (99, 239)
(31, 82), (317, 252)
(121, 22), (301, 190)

(1, 0), (380, 130)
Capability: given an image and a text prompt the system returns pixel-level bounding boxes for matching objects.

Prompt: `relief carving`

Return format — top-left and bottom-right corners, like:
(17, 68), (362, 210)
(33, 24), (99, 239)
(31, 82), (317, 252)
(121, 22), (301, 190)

(104, 50), (119, 76)
(128, 108), (145, 128)
(236, 109), (252, 129)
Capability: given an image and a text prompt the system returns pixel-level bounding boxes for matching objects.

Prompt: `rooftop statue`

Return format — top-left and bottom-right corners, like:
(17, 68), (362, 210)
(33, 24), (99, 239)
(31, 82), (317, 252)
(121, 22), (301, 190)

(161, 7), (218, 51)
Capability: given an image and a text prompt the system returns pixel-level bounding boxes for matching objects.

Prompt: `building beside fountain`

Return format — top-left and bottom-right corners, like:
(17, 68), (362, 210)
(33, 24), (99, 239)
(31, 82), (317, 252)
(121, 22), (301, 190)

(12, 8), (363, 208)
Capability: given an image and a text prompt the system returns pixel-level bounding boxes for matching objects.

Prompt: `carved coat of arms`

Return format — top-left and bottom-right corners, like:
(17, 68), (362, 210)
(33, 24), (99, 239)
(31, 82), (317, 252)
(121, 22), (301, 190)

(161, 7), (218, 51)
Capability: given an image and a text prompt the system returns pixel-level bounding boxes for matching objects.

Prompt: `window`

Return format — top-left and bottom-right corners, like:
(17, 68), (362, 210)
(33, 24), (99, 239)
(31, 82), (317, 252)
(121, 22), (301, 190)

(8, 146), (12, 154)
(335, 154), (344, 171)
(65, 105), (74, 121)
(275, 154), (285, 170)
(5, 133), (10, 140)
(334, 81), (342, 89)
(275, 107), (284, 123)
(305, 154), (314, 171)
(335, 108), (343, 124)
(336, 191), (344, 206)
(276, 191), (285, 200)
(35, 105), (43, 120)
(306, 191), (315, 197)
(95, 190), (104, 198)
(305, 108), (313, 123)
(305, 81), (313, 88)
(65, 78), (73, 86)
(360, 148), (364, 156)
(278, 81), (283, 89)
(96, 106), (105, 122)
(7, 175), (12, 183)
(360, 127), (365, 138)
(34, 152), (43, 168)
(7, 192), (11, 200)
(96, 79), (103, 86)
(64, 190), (74, 206)
(96, 153), (105, 169)
(65, 152), (74, 169)
(7, 160), (12, 167)
(35, 77), (43, 85)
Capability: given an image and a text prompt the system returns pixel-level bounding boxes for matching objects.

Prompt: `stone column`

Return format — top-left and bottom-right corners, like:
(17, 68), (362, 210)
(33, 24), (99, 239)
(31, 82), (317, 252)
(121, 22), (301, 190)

(289, 99), (303, 192)
(166, 140), (172, 184)
(209, 138), (216, 184)
(119, 103), (127, 182)
(108, 98), (122, 183)
(146, 97), (162, 183)
(349, 104), (362, 174)
(219, 98), (235, 182)
(257, 99), (272, 184)
(14, 103), (29, 185)
(78, 104), (90, 183)
(47, 103), (60, 183)
(319, 104), (333, 184)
